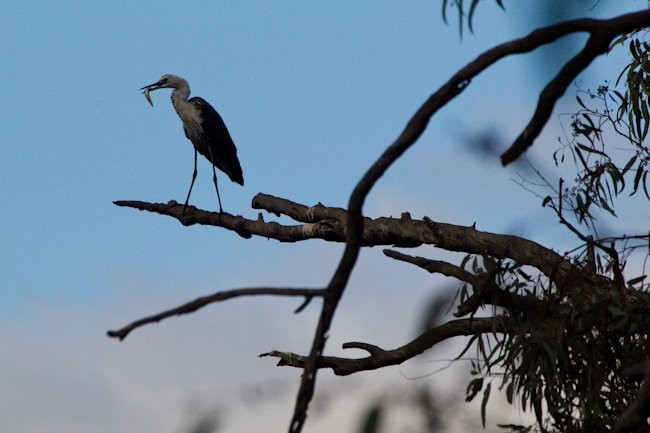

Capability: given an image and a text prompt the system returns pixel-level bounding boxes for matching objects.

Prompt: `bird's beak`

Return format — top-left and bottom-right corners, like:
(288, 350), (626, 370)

(140, 80), (162, 107)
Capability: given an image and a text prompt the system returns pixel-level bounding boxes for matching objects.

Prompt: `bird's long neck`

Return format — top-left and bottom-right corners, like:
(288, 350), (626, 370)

(170, 83), (192, 120)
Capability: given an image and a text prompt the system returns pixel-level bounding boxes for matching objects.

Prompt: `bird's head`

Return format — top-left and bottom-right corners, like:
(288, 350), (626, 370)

(140, 74), (189, 107)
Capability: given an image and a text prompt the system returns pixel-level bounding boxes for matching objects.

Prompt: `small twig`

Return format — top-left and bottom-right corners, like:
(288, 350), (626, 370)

(383, 249), (479, 283)
(107, 287), (326, 340)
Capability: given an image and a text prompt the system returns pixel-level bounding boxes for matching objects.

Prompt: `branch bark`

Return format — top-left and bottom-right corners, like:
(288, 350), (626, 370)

(260, 316), (509, 376)
(116, 194), (608, 293)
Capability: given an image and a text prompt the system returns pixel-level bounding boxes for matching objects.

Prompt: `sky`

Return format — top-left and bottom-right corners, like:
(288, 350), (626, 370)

(1, 1), (647, 432)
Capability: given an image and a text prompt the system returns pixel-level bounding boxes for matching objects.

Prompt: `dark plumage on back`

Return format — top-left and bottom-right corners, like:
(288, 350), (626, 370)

(188, 97), (243, 186)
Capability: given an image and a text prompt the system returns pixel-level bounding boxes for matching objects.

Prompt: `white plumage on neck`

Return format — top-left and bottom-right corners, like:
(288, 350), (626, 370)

(169, 81), (203, 140)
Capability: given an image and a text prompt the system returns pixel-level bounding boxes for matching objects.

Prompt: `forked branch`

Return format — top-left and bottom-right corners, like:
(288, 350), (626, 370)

(260, 316), (509, 376)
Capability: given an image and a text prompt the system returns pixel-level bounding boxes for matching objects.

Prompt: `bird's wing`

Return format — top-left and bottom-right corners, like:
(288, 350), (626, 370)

(190, 97), (244, 185)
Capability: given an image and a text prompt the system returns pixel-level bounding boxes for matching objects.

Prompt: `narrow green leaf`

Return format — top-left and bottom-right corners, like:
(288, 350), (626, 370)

(481, 382), (492, 427)
(455, 334), (478, 361)
(517, 268), (532, 280)
(627, 275), (646, 286)
(616, 63), (633, 87)
(576, 142), (607, 158)
(612, 90), (627, 104)
(574, 146), (588, 170)
(466, 377), (484, 402)
(607, 164), (624, 194)
(631, 161), (644, 195)
(441, 0), (449, 24)
(609, 34), (628, 51)
(599, 197), (616, 216)
(506, 381), (514, 404)
(581, 113), (596, 130)
(631, 39), (639, 58)
(468, 0), (480, 33)
(622, 155), (638, 176)
(460, 253), (472, 270)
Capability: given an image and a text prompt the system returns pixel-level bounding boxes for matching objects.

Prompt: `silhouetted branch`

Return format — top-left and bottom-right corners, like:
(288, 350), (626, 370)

(113, 199), (346, 243)
(260, 316), (509, 376)
(383, 248), (478, 282)
(115, 196), (606, 294)
(383, 249), (546, 317)
(501, 12), (650, 164)
(107, 287), (326, 340)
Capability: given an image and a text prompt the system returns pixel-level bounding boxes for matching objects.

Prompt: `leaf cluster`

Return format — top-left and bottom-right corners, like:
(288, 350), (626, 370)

(463, 255), (650, 432)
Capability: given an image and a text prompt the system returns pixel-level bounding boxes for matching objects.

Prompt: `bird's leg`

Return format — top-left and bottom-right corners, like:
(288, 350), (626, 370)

(183, 149), (199, 215)
(207, 147), (224, 213)
(212, 164), (223, 213)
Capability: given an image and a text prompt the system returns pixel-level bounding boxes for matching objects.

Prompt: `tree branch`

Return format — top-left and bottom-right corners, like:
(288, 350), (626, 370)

(107, 287), (326, 340)
(116, 195), (605, 293)
(500, 11), (650, 164)
(113, 199), (347, 243)
(383, 248), (479, 283)
(260, 316), (509, 376)
(383, 249), (545, 317)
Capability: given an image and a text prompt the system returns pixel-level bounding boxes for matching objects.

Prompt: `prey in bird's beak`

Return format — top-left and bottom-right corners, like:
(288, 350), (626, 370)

(140, 80), (163, 107)
(143, 87), (154, 107)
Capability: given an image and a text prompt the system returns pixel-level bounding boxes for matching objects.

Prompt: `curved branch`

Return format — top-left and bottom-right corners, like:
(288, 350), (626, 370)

(107, 287), (326, 340)
(261, 316), (509, 376)
(501, 12), (650, 164)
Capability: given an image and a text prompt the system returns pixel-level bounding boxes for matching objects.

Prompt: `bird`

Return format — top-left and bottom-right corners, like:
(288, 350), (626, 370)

(140, 74), (243, 213)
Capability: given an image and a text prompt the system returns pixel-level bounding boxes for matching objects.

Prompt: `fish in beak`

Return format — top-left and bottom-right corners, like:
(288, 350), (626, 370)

(140, 79), (164, 107)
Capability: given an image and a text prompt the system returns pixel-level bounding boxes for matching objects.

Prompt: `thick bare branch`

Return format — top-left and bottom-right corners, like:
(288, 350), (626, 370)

(261, 316), (509, 376)
(113, 199), (347, 243)
(107, 287), (326, 340)
(116, 195), (606, 293)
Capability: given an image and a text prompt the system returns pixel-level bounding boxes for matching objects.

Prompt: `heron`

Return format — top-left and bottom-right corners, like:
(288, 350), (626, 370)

(140, 74), (244, 213)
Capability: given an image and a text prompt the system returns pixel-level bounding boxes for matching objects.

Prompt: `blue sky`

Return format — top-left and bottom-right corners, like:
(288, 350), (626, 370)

(1, 1), (646, 432)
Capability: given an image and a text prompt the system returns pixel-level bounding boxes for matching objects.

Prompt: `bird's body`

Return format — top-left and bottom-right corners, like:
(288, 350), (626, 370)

(141, 74), (243, 212)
